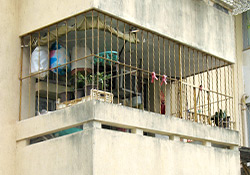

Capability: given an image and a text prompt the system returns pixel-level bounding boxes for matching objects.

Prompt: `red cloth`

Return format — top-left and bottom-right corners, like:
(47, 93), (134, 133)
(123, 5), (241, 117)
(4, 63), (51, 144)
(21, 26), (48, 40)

(161, 103), (165, 114)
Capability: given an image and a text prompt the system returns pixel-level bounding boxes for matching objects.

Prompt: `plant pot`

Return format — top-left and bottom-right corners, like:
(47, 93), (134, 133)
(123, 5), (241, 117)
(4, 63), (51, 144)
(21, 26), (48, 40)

(59, 92), (73, 103)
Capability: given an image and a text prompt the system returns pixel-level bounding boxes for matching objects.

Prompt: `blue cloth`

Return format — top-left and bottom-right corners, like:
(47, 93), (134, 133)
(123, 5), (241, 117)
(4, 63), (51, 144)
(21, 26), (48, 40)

(54, 127), (83, 137)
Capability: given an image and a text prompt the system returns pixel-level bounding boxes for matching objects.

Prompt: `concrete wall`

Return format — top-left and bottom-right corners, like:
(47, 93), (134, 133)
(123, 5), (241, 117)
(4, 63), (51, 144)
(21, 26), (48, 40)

(0, 0), (242, 174)
(18, 0), (94, 35)
(93, 129), (239, 175)
(16, 101), (240, 175)
(235, 14), (246, 146)
(17, 131), (93, 175)
(0, 1), (19, 175)
(243, 49), (250, 103)
(18, 0), (235, 63)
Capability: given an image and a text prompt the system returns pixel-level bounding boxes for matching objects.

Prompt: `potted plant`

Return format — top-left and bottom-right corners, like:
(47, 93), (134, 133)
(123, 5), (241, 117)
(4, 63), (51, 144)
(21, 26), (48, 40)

(70, 71), (89, 98)
(85, 72), (112, 95)
(71, 71), (111, 98)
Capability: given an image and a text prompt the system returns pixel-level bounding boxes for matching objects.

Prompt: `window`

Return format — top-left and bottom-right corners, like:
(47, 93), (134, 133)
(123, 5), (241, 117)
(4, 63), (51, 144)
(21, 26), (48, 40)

(243, 11), (250, 50)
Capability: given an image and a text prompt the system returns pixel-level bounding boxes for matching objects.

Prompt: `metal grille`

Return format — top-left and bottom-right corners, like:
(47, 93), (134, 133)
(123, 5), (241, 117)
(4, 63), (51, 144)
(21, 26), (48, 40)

(216, 0), (250, 15)
(19, 9), (235, 130)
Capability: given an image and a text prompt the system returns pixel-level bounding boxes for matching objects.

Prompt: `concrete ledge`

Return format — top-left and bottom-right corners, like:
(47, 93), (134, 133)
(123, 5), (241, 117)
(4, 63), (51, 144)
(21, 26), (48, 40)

(17, 100), (239, 147)
(94, 101), (239, 146)
(16, 100), (95, 141)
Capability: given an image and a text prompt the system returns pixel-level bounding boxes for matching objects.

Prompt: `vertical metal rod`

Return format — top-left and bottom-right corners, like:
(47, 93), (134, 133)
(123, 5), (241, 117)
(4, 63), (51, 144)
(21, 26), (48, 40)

(206, 55), (211, 124)
(194, 87), (197, 122)
(179, 45), (182, 119)
(84, 16), (87, 97)
(230, 65), (234, 129)
(201, 54), (204, 123)
(47, 28), (50, 111)
(135, 29), (138, 108)
(216, 58), (219, 127)
(147, 32), (150, 111)
(104, 15), (107, 92)
(228, 65), (230, 128)
(158, 36), (161, 114)
(56, 24), (59, 104)
(29, 35), (32, 117)
(173, 42), (177, 117)
(130, 26), (132, 107)
(141, 31), (144, 110)
(110, 18), (113, 94)
(65, 21), (68, 102)
(212, 57), (215, 123)
(153, 34), (155, 112)
(220, 60), (222, 125)
(224, 61), (227, 128)
(197, 51), (200, 122)
(97, 13), (100, 90)
(123, 22), (126, 103)
(169, 41), (172, 115)
(188, 47), (191, 120)
(38, 32), (41, 115)
(74, 17), (78, 100)
(183, 46), (186, 120)
(193, 49), (196, 121)
(19, 40), (24, 121)
(163, 39), (166, 114)
(219, 60), (222, 127)
(116, 19), (120, 104)
(92, 11), (94, 90)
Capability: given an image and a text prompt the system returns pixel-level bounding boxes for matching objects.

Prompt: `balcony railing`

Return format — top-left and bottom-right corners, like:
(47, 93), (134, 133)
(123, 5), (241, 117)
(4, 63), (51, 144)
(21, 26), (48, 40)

(19, 9), (234, 129)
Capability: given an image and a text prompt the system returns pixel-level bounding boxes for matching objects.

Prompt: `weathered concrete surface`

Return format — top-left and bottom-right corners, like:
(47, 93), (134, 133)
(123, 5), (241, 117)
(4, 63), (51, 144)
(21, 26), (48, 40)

(18, 0), (94, 35)
(93, 129), (240, 175)
(235, 14), (246, 145)
(16, 101), (240, 175)
(17, 101), (239, 146)
(16, 130), (93, 175)
(0, 1), (19, 175)
(16, 100), (95, 141)
(18, 0), (235, 63)
(94, 101), (239, 146)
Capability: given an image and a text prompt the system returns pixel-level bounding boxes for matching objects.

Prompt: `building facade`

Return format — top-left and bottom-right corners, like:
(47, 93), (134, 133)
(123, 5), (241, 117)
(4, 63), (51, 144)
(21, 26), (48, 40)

(0, 0), (248, 174)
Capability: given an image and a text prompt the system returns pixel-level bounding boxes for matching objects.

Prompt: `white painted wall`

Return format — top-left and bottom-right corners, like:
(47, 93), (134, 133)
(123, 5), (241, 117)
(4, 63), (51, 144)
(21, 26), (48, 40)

(0, 1), (19, 175)
(18, 0), (235, 63)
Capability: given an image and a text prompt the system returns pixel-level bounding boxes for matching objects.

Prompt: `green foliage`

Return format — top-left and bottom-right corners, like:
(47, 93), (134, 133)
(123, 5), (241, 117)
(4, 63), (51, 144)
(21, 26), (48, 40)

(71, 71), (111, 90)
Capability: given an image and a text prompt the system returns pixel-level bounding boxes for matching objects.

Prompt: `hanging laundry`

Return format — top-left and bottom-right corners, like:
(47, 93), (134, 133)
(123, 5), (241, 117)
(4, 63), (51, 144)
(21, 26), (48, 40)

(160, 91), (165, 114)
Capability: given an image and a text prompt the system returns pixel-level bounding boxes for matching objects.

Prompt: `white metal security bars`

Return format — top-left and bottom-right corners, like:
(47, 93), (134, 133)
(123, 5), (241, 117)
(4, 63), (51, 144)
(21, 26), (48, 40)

(19, 9), (235, 130)
(216, 0), (250, 15)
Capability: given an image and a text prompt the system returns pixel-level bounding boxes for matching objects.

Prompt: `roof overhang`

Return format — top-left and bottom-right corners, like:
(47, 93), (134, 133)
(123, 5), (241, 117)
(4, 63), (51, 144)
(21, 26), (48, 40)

(215, 0), (250, 15)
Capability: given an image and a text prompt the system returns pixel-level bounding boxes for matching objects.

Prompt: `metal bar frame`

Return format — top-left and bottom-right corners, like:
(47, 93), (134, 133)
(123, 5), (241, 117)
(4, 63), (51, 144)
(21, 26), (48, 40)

(18, 9), (234, 130)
